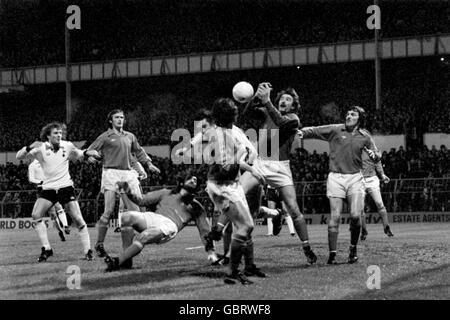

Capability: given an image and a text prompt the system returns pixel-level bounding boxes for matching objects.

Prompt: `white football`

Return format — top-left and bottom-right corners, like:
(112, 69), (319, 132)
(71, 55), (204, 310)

(232, 81), (254, 103)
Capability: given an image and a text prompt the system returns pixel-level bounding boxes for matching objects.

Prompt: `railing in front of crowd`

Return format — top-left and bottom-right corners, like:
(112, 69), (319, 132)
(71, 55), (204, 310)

(1, 178), (450, 223)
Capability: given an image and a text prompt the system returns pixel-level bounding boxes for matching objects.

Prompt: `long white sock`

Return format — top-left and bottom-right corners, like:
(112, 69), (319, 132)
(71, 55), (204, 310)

(35, 220), (51, 250)
(267, 218), (273, 235)
(57, 208), (68, 228)
(285, 215), (295, 234)
(118, 209), (123, 228)
(118, 199), (124, 227)
(78, 225), (91, 254)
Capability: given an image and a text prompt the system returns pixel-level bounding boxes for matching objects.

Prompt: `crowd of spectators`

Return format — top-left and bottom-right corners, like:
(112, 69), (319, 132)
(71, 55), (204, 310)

(1, 144), (450, 218)
(1, 56), (448, 151)
(1, 0), (448, 68)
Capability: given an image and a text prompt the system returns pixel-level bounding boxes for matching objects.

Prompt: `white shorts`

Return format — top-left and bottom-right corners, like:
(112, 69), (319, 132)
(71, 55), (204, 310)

(206, 180), (249, 212)
(101, 168), (141, 195)
(252, 159), (294, 188)
(363, 175), (380, 194)
(327, 172), (365, 199)
(137, 211), (178, 245)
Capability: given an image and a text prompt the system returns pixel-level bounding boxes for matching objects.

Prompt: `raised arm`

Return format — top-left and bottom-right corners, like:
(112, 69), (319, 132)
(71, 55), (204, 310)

(264, 100), (300, 130)
(242, 99), (267, 122)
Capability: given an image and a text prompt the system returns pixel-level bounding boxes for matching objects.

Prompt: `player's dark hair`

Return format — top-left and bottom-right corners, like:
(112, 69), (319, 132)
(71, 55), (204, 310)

(348, 106), (366, 128)
(173, 172), (200, 194)
(211, 98), (238, 128)
(274, 87), (300, 113)
(194, 108), (213, 123)
(40, 122), (63, 142)
(107, 109), (125, 128)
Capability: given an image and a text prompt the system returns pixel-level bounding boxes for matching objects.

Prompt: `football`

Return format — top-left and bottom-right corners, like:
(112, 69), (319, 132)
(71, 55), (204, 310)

(232, 81), (254, 103)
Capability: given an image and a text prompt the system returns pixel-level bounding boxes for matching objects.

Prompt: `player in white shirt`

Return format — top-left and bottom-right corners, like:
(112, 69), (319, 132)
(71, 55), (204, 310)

(28, 159), (70, 241)
(177, 110), (279, 268)
(17, 122), (100, 262)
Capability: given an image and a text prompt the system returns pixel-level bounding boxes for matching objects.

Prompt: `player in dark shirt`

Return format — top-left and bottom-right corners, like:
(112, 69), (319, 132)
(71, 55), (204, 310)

(210, 84), (316, 265)
(299, 106), (380, 264)
(104, 173), (217, 271)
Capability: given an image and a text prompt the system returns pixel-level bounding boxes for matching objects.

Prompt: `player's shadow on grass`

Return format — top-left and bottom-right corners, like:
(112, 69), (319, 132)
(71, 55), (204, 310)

(52, 267), (228, 299)
(0, 257), (76, 267)
(342, 263), (450, 300)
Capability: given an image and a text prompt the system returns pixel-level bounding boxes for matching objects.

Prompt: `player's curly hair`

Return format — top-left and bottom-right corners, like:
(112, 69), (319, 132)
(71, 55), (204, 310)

(274, 87), (300, 113)
(173, 172), (200, 194)
(40, 122), (63, 142)
(107, 109), (125, 128)
(348, 106), (366, 128)
(211, 98), (238, 127)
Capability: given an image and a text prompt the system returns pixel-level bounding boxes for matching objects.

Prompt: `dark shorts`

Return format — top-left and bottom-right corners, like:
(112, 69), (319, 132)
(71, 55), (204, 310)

(40, 186), (77, 205)
(266, 187), (281, 203)
(36, 186), (43, 198)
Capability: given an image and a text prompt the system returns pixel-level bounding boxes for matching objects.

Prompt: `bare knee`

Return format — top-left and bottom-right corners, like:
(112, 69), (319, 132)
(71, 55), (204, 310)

(120, 211), (134, 227)
(375, 202), (386, 212)
(32, 211), (42, 220)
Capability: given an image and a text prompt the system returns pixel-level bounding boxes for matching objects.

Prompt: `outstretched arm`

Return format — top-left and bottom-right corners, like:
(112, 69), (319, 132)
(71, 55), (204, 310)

(298, 124), (341, 141)
(117, 182), (168, 207)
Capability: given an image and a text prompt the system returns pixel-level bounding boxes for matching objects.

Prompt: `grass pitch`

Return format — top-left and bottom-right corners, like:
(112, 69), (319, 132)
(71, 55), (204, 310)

(0, 223), (448, 300)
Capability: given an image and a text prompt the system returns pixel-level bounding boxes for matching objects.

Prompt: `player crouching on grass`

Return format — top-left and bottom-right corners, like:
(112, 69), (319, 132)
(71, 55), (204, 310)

(104, 174), (218, 272)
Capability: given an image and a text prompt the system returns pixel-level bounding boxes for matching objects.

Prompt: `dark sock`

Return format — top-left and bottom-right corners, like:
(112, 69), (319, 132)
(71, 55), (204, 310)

(243, 238), (254, 268)
(328, 225), (339, 252)
(96, 216), (110, 244)
(230, 234), (246, 273)
(350, 217), (361, 246)
(361, 213), (367, 230)
(223, 224), (232, 256)
(293, 216), (309, 242)
(379, 208), (389, 228)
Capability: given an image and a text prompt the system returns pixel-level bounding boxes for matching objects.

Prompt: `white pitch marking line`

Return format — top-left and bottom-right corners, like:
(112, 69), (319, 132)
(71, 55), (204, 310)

(185, 246), (203, 250)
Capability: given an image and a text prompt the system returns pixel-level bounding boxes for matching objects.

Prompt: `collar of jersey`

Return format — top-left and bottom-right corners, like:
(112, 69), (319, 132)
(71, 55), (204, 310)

(107, 128), (127, 137)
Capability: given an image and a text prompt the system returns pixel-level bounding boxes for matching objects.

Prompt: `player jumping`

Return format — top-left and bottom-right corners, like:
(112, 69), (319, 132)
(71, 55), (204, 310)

(208, 83), (317, 264)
